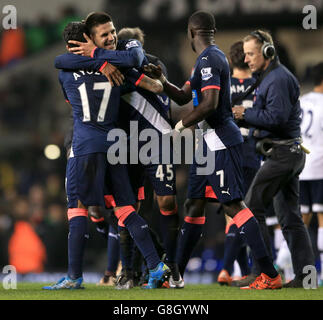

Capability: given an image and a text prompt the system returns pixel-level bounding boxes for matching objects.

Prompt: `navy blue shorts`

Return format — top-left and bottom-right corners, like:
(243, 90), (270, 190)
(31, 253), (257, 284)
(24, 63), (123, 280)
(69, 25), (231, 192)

(144, 163), (176, 196)
(187, 143), (244, 203)
(66, 153), (136, 208)
(300, 179), (323, 214)
(136, 135), (176, 196)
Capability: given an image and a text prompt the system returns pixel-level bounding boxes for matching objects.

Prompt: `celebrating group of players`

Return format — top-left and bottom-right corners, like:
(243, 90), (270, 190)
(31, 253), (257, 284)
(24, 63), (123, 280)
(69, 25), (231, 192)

(43, 9), (317, 291)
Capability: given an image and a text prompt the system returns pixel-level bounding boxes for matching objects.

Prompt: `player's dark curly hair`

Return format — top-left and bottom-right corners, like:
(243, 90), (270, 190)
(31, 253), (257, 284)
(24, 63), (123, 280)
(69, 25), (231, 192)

(311, 61), (323, 86)
(229, 41), (248, 70)
(85, 12), (112, 34)
(63, 21), (88, 48)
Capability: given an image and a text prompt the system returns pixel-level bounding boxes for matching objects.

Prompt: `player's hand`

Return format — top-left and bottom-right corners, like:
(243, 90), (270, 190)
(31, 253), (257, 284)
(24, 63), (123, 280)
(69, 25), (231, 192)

(232, 106), (245, 120)
(143, 63), (164, 80)
(171, 120), (186, 141)
(101, 62), (124, 86)
(68, 33), (96, 57)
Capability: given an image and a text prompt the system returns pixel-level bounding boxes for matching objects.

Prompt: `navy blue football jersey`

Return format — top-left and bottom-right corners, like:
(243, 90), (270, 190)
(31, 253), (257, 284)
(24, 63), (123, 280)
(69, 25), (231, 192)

(59, 66), (121, 156)
(187, 45), (243, 150)
(115, 40), (172, 137)
(230, 76), (261, 169)
(231, 77), (255, 108)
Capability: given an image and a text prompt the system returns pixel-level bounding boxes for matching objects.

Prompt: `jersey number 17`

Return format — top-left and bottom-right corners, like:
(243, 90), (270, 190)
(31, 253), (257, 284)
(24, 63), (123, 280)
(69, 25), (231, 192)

(78, 82), (112, 122)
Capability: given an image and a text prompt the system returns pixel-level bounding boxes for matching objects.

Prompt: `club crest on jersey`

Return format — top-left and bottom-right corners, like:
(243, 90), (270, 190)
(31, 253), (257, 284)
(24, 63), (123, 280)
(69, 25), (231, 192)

(125, 40), (139, 49)
(201, 67), (212, 81)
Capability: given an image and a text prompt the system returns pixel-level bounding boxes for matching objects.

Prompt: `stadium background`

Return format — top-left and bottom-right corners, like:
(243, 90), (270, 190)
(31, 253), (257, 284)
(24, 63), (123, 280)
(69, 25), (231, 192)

(0, 0), (322, 283)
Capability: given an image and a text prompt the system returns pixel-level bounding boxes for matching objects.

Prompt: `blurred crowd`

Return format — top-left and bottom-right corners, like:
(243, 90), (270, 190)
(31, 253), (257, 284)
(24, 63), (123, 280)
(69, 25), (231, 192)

(0, 6), (81, 69)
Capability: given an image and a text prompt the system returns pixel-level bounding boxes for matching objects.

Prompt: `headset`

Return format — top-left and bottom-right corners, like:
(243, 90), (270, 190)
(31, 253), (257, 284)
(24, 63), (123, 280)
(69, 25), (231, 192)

(250, 31), (276, 59)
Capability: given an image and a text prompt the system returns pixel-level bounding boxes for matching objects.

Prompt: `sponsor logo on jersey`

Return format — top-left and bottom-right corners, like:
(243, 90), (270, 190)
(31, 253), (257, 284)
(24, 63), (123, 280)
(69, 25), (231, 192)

(201, 67), (213, 81)
(126, 40), (139, 49)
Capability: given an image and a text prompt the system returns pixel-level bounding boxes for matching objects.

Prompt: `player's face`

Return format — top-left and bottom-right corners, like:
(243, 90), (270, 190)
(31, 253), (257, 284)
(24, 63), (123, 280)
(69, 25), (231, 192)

(91, 22), (117, 51)
(243, 39), (266, 73)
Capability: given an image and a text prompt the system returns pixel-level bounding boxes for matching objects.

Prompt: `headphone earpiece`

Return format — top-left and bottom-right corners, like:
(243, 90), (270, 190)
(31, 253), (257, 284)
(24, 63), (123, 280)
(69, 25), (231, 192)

(250, 31), (276, 59)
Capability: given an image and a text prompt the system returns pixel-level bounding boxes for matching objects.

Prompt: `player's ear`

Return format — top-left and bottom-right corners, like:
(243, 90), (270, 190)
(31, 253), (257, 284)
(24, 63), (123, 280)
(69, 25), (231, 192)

(190, 28), (195, 39)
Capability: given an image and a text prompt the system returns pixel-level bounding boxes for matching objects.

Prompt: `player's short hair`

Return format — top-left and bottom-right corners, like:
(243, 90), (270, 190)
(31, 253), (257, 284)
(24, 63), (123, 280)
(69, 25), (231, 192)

(188, 10), (216, 31)
(63, 22), (88, 48)
(243, 30), (273, 48)
(118, 27), (145, 46)
(311, 61), (323, 86)
(85, 12), (113, 34)
(229, 41), (248, 70)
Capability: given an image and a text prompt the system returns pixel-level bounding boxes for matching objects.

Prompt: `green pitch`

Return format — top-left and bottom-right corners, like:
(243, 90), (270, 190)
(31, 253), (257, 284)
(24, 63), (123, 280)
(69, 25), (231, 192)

(0, 283), (323, 300)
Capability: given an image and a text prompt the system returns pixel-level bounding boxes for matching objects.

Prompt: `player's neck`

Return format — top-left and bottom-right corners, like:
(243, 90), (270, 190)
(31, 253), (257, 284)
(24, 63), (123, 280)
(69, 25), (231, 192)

(232, 68), (252, 79)
(313, 84), (323, 93)
(194, 36), (215, 55)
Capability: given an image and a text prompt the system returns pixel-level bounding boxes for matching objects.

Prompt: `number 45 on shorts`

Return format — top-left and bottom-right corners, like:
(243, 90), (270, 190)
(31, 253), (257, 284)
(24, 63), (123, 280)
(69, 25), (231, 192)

(155, 164), (174, 181)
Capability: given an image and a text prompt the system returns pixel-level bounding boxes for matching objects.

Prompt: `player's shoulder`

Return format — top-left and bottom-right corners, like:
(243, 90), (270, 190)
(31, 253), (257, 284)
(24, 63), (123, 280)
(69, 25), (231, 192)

(198, 45), (227, 69)
(117, 39), (142, 51)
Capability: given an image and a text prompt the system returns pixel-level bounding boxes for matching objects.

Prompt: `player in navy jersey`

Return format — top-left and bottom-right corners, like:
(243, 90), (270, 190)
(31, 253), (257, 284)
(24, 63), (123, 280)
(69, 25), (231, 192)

(145, 11), (282, 289)
(43, 22), (170, 290)
(64, 13), (182, 288)
(217, 41), (259, 285)
(114, 27), (176, 289)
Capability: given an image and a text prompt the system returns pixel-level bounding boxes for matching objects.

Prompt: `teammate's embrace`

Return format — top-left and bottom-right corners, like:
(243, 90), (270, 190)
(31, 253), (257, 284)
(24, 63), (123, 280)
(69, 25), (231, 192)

(43, 21), (170, 290)
(56, 12), (183, 288)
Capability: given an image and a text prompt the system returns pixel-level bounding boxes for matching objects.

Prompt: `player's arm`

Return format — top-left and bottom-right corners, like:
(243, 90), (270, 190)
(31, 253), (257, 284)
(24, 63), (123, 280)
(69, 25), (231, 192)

(68, 35), (145, 68)
(143, 63), (192, 105)
(55, 53), (106, 70)
(172, 58), (221, 132)
(55, 53), (124, 86)
(136, 75), (163, 94)
(121, 69), (163, 94)
(179, 88), (219, 129)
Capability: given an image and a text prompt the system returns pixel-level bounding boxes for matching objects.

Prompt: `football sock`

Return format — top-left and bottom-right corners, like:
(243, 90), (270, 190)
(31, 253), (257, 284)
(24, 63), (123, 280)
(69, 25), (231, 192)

(176, 216), (205, 276)
(106, 224), (120, 273)
(236, 245), (251, 276)
(123, 212), (160, 270)
(222, 222), (240, 274)
(118, 226), (134, 271)
(159, 207), (179, 263)
(67, 215), (88, 280)
(233, 208), (278, 278)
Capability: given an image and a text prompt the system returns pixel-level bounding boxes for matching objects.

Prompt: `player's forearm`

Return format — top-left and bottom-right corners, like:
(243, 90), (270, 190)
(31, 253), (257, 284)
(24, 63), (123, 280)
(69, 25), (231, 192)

(162, 81), (191, 106)
(55, 54), (106, 71)
(182, 101), (215, 127)
(92, 48), (144, 68)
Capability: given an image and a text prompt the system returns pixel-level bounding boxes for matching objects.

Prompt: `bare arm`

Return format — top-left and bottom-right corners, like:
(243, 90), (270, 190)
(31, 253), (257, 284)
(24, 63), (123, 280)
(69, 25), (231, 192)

(137, 76), (163, 94)
(143, 63), (192, 105)
(100, 62), (125, 86)
(182, 89), (219, 127)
